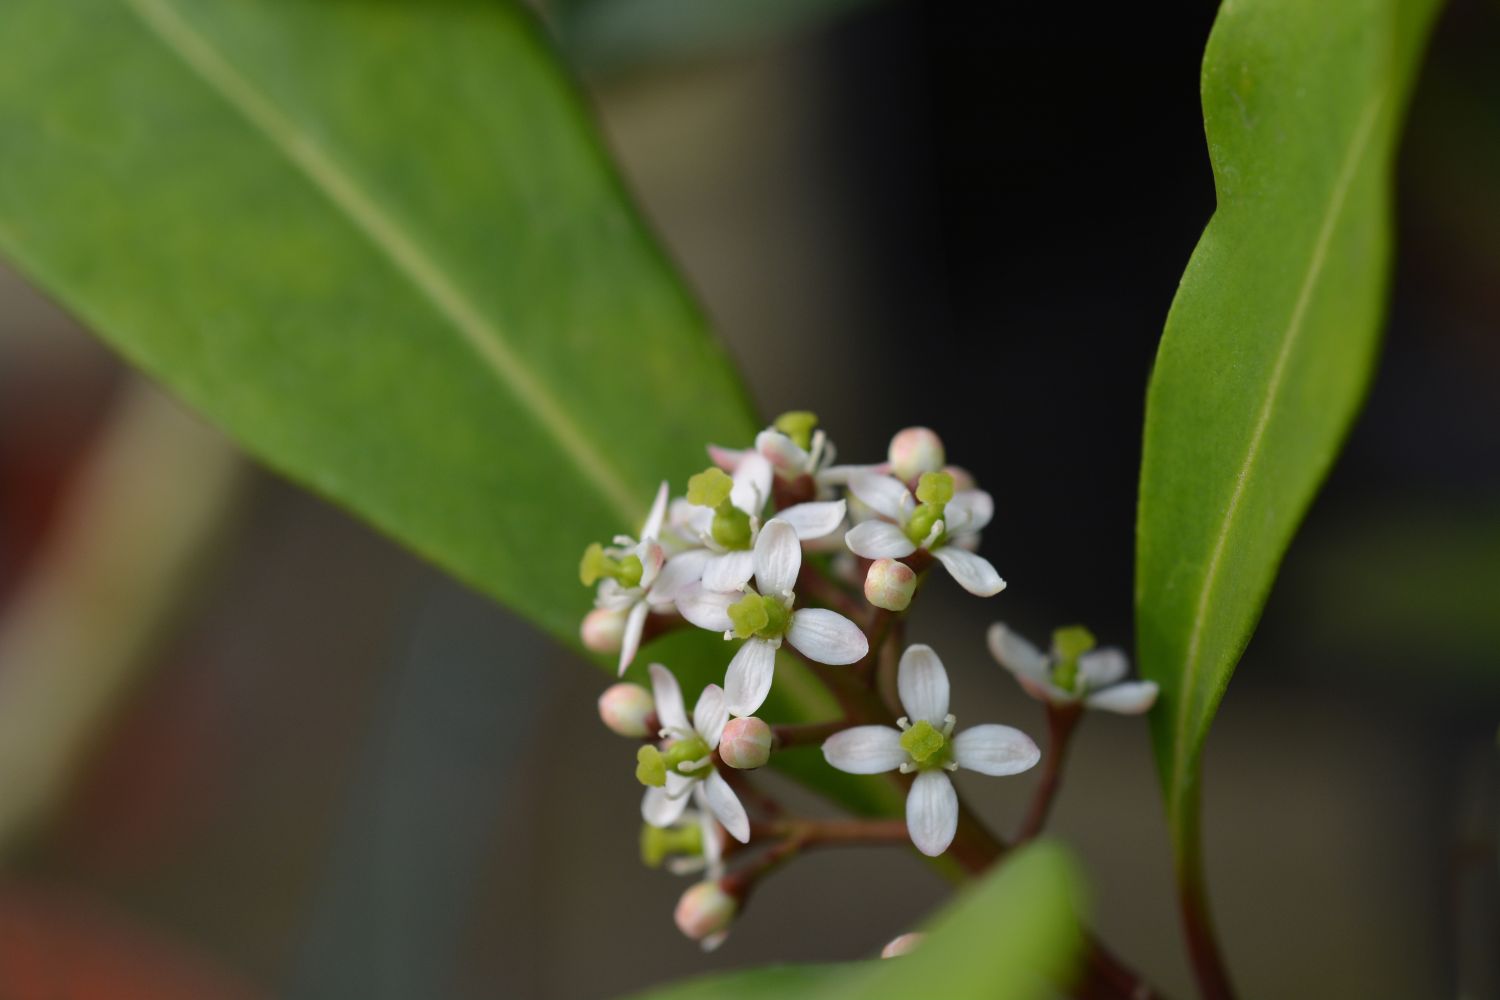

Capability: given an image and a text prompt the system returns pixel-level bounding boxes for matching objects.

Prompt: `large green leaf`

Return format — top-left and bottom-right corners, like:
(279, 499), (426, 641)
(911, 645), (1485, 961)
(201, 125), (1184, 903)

(622, 842), (1085, 1000)
(0, 0), (757, 645)
(1135, 0), (1442, 895)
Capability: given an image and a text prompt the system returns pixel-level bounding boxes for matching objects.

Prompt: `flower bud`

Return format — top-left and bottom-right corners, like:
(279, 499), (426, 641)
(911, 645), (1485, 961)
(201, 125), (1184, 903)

(881, 932), (925, 958)
(581, 607), (627, 654)
(888, 427), (945, 482)
(675, 881), (737, 948)
(598, 682), (654, 738)
(718, 717), (773, 770)
(864, 558), (917, 611)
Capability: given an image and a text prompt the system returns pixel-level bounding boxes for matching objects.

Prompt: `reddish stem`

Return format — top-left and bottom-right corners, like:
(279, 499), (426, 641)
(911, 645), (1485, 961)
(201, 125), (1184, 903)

(1017, 703), (1082, 842)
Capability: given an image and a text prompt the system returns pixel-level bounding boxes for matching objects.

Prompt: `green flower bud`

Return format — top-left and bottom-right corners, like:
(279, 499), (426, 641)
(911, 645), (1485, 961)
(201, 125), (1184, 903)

(636, 745), (667, 787)
(773, 410), (819, 450)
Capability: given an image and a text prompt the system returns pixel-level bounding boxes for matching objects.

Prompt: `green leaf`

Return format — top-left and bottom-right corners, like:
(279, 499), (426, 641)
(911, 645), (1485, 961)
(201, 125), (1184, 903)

(621, 842), (1085, 1000)
(1135, 0), (1442, 866)
(0, 0), (756, 646)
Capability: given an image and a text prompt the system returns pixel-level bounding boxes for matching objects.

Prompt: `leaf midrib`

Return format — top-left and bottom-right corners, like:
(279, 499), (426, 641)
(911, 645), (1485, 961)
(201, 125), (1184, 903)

(121, 0), (647, 529)
(1168, 89), (1389, 815)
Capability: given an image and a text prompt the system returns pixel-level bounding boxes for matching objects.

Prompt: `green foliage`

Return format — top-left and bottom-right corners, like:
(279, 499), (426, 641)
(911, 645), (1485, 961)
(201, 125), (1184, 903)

(1135, 0), (1442, 873)
(622, 842), (1085, 1000)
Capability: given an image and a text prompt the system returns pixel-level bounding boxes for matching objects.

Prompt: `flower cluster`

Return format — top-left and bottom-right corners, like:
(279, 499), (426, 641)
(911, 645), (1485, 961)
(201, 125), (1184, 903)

(581, 414), (1158, 952)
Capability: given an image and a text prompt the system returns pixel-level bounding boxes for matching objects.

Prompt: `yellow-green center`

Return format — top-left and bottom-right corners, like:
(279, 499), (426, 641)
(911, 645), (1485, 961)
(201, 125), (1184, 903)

(1050, 625), (1096, 693)
(728, 593), (790, 640)
(580, 543), (644, 588)
(773, 410), (819, 451)
(900, 720), (947, 767)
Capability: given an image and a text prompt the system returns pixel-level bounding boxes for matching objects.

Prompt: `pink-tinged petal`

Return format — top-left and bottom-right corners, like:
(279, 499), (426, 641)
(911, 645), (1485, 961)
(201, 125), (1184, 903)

(641, 481), (671, 540)
(848, 471), (913, 521)
(636, 539), (666, 590)
(676, 584), (735, 633)
(724, 639), (777, 718)
(755, 429), (810, 476)
(845, 520), (917, 560)
(821, 725), (905, 774)
(650, 549), (711, 605)
(897, 644), (950, 725)
(731, 452), (773, 516)
(649, 663), (690, 734)
(944, 489), (994, 535)
(1078, 648), (1129, 690)
(702, 550), (756, 593)
(617, 601), (650, 676)
(707, 443), (747, 472)
(642, 785), (689, 828)
(951, 724), (1040, 776)
(698, 771), (750, 843)
(753, 519), (802, 597)
(1084, 681), (1159, 715)
(933, 546), (1006, 596)
(816, 462), (884, 487)
(693, 684), (729, 748)
(787, 608), (868, 665)
(776, 500), (846, 540)
(906, 771), (959, 857)
(986, 623), (1049, 680)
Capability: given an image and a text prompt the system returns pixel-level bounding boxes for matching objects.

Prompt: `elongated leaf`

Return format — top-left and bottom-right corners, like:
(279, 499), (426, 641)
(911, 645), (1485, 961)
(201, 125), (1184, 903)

(0, 0), (756, 645)
(622, 842), (1084, 1000)
(1136, 0), (1441, 865)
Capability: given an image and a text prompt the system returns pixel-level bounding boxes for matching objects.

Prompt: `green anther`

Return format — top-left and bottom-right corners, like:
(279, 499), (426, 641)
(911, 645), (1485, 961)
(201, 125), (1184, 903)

(728, 594), (788, 640)
(1050, 625), (1096, 693)
(900, 720), (947, 767)
(773, 410), (819, 450)
(687, 467), (733, 508)
(710, 504), (753, 550)
(579, 543), (644, 588)
(636, 745), (667, 788)
(663, 735), (711, 774)
(640, 822), (704, 868)
(915, 471), (955, 505)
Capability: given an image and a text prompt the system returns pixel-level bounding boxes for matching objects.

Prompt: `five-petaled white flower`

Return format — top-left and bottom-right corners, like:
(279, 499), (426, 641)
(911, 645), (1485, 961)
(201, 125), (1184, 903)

(843, 469), (1004, 597)
(987, 623), (1158, 714)
(822, 644), (1039, 856)
(678, 519), (868, 717)
(639, 664), (751, 844)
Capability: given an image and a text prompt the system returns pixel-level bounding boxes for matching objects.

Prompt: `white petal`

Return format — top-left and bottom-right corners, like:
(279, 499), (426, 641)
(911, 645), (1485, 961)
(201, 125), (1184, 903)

(816, 462), (880, 487)
(848, 472), (913, 521)
(951, 724), (1041, 776)
(707, 444), (747, 472)
(642, 785), (689, 828)
(787, 608), (868, 665)
(731, 452), (773, 516)
(753, 519), (802, 597)
(897, 644), (950, 725)
(943, 489), (994, 535)
(641, 481), (670, 540)
(636, 539), (666, 590)
(702, 550), (756, 593)
(617, 600), (650, 676)
(693, 684), (729, 748)
(724, 639), (777, 717)
(844, 520), (917, 560)
(933, 546), (1006, 596)
(906, 771), (959, 857)
(698, 770), (750, 843)
(821, 726), (906, 774)
(755, 428), (810, 476)
(649, 663), (689, 734)
(1078, 648), (1129, 690)
(1084, 681), (1159, 715)
(775, 500), (846, 540)
(649, 548), (711, 605)
(676, 584), (735, 633)
(697, 810), (722, 869)
(986, 623), (1049, 681)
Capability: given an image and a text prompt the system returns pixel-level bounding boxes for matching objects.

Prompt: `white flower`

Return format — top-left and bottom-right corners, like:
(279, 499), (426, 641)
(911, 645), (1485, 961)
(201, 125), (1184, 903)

(640, 664), (751, 844)
(672, 454), (846, 592)
(709, 410), (841, 486)
(843, 470), (1005, 597)
(987, 623), (1158, 714)
(822, 644), (1039, 856)
(678, 519), (869, 717)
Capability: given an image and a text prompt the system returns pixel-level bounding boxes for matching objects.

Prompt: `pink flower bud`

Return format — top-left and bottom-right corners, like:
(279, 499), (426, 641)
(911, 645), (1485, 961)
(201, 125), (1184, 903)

(675, 881), (737, 948)
(881, 932), (925, 958)
(943, 464), (976, 492)
(718, 717), (773, 770)
(598, 682), (654, 738)
(888, 427), (945, 482)
(864, 558), (917, 611)
(580, 607), (627, 653)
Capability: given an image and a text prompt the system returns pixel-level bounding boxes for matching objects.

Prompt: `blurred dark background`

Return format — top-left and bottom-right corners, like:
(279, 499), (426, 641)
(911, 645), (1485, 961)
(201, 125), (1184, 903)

(0, 2), (1496, 998)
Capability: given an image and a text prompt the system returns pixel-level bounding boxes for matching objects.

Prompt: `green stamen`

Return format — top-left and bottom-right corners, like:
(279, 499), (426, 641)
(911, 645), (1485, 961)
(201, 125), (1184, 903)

(900, 720), (947, 767)
(687, 467), (733, 508)
(640, 822), (705, 868)
(1050, 625), (1096, 693)
(579, 544), (644, 588)
(728, 594), (789, 640)
(905, 472), (955, 545)
(773, 411), (819, 450)
(636, 745), (667, 787)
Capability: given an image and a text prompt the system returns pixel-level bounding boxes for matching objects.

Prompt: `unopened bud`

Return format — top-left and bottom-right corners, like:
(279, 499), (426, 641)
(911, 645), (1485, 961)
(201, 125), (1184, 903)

(881, 932), (925, 958)
(675, 881), (737, 948)
(581, 607), (627, 654)
(718, 717), (773, 769)
(888, 427), (945, 482)
(598, 682), (654, 738)
(943, 465), (976, 492)
(864, 558), (917, 611)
